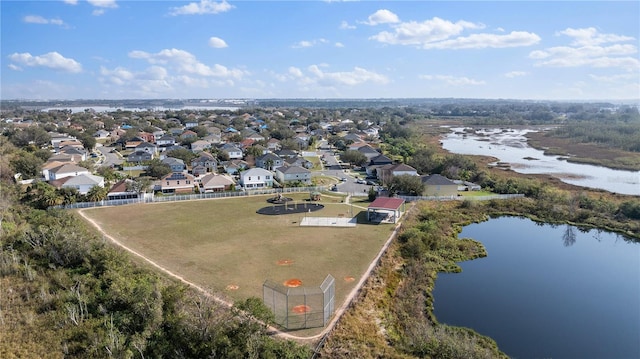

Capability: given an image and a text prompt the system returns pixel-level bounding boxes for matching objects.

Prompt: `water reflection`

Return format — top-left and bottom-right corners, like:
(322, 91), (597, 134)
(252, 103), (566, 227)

(562, 225), (576, 247)
(433, 217), (640, 359)
(440, 127), (640, 195)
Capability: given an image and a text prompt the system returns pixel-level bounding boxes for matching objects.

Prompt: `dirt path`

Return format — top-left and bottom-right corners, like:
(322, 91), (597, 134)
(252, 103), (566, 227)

(77, 204), (409, 342)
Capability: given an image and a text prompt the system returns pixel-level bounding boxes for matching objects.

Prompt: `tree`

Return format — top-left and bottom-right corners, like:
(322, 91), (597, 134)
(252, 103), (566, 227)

(7, 126), (51, 148)
(58, 187), (80, 205)
(145, 159), (172, 179)
(340, 150), (368, 167)
(388, 174), (424, 196)
(167, 147), (196, 164)
(78, 133), (97, 152)
(9, 150), (44, 178)
(85, 185), (109, 202)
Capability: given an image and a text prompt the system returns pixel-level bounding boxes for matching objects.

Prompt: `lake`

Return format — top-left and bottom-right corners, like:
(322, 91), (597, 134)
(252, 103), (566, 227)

(440, 127), (640, 196)
(432, 217), (640, 359)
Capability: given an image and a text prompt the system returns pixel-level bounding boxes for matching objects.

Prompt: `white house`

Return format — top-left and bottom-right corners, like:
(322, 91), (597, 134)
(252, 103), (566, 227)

(275, 165), (311, 185)
(48, 164), (90, 181)
(240, 168), (274, 189)
(60, 174), (105, 195)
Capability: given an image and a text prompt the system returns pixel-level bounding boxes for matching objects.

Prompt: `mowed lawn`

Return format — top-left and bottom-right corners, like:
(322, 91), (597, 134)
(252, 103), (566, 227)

(80, 193), (394, 312)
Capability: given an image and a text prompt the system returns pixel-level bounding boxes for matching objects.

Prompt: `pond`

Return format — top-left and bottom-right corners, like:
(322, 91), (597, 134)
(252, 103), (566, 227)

(432, 217), (640, 359)
(440, 127), (640, 195)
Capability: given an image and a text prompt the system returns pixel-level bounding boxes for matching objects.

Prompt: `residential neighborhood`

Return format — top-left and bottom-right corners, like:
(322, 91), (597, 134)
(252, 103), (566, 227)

(2, 104), (483, 208)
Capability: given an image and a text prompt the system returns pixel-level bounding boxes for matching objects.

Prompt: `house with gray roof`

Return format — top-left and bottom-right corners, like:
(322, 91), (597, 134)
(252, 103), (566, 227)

(162, 157), (186, 173)
(256, 153), (284, 170)
(275, 165), (311, 185)
(421, 174), (458, 197)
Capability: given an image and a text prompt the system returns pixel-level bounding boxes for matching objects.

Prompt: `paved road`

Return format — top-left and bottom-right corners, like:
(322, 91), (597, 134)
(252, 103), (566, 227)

(97, 144), (124, 168)
(314, 142), (379, 195)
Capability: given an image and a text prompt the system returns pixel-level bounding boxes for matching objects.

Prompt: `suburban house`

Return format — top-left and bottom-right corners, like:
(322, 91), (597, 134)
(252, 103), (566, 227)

(107, 179), (140, 200)
(156, 135), (176, 147)
(366, 154), (394, 177)
(41, 161), (69, 180)
(191, 153), (217, 173)
(93, 129), (110, 139)
(162, 157), (186, 172)
(378, 163), (419, 185)
(222, 159), (248, 175)
(357, 145), (381, 161)
(255, 153), (284, 170)
(127, 151), (153, 163)
(241, 128), (265, 141)
(284, 156), (313, 169)
(159, 172), (195, 194)
(199, 173), (235, 192)
(48, 164), (90, 181)
(58, 146), (87, 161)
(58, 173), (105, 195)
(240, 168), (274, 189)
(266, 138), (281, 151)
(274, 165), (312, 185)
(135, 142), (158, 156)
(421, 174), (459, 197)
(190, 140), (212, 153)
(138, 131), (155, 143)
(275, 149), (297, 159)
(219, 144), (243, 160)
(180, 130), (198, 141)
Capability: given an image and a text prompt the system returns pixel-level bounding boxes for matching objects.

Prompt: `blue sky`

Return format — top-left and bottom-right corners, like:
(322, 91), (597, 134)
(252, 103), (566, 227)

(1, 1), (638, 100)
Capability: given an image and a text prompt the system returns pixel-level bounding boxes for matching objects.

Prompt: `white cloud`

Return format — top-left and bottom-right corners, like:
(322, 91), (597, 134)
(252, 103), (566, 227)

(504, 71), (528, 78)
(288, 67), (303, 78)
(558, 27), (635, 46)
(100, 65), (173, 96)
(8, 52), (82, 73)
(92, 9), (105, 16)
(128, 48), (245, 78)
(339, 20), (356, 30)
(589, 73), (638, 83)
(363, 9), (400, 26)
(307, 65), (389, 86)
(169, 0), (233, 16)
(63, 0), (78, 4)
(370, 17), (485, 46)
(208, 36), (228, 48)
(531, 28), (639, 71)
(87, 0), (118, 8)
(423, 31), (540, 49)
(8, 64), (22, 71)
(530, 44), (639, 70)
(292, 38), (329, 48)
(420, 74), (485, 86)
(23, 15), (66, 27)
(335, 42), (345, 48)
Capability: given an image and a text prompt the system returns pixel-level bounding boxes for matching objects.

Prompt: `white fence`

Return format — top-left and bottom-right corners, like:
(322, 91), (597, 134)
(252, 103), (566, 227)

(52, 186), (328, 210)
(397, 193), (525, 202)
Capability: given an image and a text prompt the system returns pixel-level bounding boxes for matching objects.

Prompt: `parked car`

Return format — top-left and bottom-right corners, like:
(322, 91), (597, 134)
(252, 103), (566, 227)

(366, 180), (378, 185)
(355, 179), (366, 184)
(340, 177), (347, 182)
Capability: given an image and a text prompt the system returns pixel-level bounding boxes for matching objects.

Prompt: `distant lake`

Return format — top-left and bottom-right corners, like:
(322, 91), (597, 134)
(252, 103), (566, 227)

(440, 127), (640, 195)
(433, 217), (640, 359)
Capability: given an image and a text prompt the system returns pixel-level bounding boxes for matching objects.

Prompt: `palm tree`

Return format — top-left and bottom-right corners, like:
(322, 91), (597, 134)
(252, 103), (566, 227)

(86, 185), (108, 202)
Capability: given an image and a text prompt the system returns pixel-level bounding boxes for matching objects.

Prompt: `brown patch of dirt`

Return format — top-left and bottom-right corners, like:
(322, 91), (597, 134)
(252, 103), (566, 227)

(344, 276), (355, 283)
(225, 284), (239, 291)
(277, 259), (294, 266)
(284, 278), (302, 287)
(292, 305), (311, 314)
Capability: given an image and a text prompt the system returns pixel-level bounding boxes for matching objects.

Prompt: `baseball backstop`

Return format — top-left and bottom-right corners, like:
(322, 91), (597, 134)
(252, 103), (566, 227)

(263, 274), (335, 330)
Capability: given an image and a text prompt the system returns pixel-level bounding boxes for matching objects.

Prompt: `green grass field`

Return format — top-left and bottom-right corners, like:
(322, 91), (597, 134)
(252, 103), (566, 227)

(80, 192), (395, 329)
